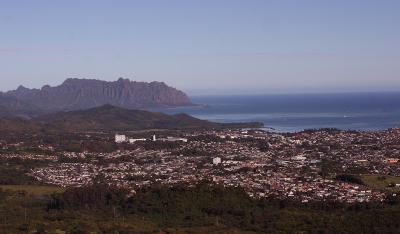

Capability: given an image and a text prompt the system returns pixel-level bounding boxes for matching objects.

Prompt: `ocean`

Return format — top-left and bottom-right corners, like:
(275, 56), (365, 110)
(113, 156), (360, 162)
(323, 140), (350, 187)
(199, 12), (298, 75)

(153, 92), (400, 132)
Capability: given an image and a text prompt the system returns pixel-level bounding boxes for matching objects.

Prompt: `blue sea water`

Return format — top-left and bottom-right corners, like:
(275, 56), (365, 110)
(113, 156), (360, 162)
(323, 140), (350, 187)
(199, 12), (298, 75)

(153, 92), (400, 132)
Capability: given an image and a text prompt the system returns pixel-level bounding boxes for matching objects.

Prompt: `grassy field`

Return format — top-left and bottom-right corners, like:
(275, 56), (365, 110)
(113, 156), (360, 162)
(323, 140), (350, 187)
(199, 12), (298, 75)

(0, 185), (65, 195)
(361, 174), (400, 191)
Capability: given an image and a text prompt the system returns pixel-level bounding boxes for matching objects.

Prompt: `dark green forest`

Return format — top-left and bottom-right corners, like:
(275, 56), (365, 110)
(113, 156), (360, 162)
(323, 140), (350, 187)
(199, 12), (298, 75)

(1, 183), (400, 233)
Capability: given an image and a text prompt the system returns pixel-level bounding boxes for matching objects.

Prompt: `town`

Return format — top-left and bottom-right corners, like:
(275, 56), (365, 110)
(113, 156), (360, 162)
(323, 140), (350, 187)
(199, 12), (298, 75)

(2, 128), (400, 203)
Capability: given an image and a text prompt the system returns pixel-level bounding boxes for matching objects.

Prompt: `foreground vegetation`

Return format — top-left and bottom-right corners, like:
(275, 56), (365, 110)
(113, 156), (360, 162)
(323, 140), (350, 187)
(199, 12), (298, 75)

(0, 185), (64, 196)
(1, 183), (400, 233)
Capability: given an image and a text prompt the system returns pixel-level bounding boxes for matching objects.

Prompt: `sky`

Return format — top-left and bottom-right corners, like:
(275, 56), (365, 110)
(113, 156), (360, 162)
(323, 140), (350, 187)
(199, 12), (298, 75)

(0, 0), (399, 95)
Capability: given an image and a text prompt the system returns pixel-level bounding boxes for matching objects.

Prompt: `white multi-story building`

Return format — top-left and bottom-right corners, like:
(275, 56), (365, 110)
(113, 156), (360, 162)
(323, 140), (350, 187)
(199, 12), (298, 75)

(213, 157), (222, 165)
(129, 138), (147, 144)
(115, 134), (127, 143)
(159, 137), (188, 143)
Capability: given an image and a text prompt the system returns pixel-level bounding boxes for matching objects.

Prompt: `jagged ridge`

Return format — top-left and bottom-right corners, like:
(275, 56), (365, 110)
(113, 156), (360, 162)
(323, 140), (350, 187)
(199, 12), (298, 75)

(4, 78), (192, 113)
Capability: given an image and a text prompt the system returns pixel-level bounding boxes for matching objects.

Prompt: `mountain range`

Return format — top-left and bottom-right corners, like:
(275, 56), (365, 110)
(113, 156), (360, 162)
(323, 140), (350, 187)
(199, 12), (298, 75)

(0, 95), (41, 118)
(0, 78), (263, 132)
(1, 78), (192, 117)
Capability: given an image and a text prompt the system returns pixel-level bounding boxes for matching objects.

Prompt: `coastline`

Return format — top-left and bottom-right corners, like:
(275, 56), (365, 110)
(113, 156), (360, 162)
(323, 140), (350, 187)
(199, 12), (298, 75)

(153, 93), (400, 133)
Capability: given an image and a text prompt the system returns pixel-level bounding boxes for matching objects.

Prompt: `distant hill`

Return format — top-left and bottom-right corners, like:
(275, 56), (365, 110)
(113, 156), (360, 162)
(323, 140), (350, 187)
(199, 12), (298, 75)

(0, 105), (263, 133)
(0, 95), (42, 118)
(35, 104), (218, 132)
(3, 78), (192, 114)
(0, 117), (42, 132)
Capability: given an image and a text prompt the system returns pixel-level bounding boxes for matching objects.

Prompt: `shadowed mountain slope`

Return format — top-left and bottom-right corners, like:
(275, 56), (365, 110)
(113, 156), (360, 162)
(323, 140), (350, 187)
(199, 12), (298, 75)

(0, 105), (263, 133)
(0, 95), (42, 118)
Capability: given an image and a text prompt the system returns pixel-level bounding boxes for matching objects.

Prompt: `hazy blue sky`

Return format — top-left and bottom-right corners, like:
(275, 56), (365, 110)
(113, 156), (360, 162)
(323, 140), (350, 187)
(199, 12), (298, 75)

(1, 0), (399, 95)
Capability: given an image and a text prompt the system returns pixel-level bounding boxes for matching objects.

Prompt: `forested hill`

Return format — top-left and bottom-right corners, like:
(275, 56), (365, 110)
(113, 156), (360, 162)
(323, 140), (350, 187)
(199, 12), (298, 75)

(0, 105), (263, 132)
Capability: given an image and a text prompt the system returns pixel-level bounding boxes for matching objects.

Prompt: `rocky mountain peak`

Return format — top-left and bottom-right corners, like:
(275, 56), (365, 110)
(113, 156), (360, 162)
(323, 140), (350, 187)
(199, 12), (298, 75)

(3, 78), (192, 113)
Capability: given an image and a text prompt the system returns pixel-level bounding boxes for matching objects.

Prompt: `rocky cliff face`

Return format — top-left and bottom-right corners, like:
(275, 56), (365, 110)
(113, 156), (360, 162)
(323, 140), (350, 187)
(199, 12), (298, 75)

(5, 78), (192, 112)
(0, 95), (41, 117)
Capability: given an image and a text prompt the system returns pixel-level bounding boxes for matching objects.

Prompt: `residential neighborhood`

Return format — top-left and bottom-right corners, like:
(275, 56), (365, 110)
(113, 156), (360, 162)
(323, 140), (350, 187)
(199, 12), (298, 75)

(2, 128), (398, 203)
